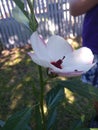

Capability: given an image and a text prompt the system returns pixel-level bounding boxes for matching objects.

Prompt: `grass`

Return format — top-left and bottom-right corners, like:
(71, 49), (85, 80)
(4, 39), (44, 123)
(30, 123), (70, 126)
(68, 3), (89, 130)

(0, 43), (98, 130)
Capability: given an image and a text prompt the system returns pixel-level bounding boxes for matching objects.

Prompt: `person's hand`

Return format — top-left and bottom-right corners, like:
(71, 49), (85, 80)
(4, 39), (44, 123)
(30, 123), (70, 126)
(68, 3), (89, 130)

(69, 0), (98, 16)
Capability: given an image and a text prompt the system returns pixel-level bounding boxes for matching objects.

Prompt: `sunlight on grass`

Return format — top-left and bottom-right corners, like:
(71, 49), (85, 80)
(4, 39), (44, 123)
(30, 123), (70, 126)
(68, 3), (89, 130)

(64, 88), (75, 104)
(25, 76), (31, 82)
(5, 58), (22, 66)
(44, 104), (47, 114)
(45, 83), (51, 93)
(9, 84), (23, 110)
(10, 94), (22, 110)
(26, 58), (31, 64)
(15, 84), (23, 90)
(0, 45), (96, 129)
(1, 48), (25, 68)
(58, 76), (67, 81)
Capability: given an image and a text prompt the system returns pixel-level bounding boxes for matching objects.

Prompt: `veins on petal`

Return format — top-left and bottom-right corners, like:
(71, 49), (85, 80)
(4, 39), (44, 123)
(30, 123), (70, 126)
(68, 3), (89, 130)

(51, 56), (65, 69)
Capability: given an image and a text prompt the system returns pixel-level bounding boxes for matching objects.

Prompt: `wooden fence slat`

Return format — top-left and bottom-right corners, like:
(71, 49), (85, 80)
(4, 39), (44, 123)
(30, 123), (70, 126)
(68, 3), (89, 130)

(0, 0), (84, 49)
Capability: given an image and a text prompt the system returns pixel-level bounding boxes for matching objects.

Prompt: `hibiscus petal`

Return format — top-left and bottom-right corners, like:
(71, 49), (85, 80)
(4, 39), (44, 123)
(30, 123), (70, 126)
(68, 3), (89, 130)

(71, 47), (93, 63)
(49, 62), (95, 76)
(28, 52), (51, 68)
(62, 47), (94, 67)
(29, 32), (95, 78)
(47, 35), (73, 61)
(30, 32), (50, 61)
(61, 63), (95, 73)
(49, 47), (95, 74)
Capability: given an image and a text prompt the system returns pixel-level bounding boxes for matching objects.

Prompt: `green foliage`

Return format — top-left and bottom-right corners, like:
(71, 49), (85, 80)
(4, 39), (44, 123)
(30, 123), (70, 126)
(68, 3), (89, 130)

(57, 80), (98, 100)
(0, 48), (98, 130)
(2, 1), (98, 130)
(46, 85), (65, 109)
(1, 108), (32, 130)
(12, 0), (38, 32)
(26, 0), (38, 31)
(46, 108), (57, 130)
(75, 128), (98, 130)
(0, 120), (5, 128)
(46, 85), (65, 130)
(12, 0), (28, 18)
(33, 105), (43, 130)
(12, 6), (29, 28)
(70, 115), (85, 130)
(29, 13), (38, 32)
(69, 115), (98, 130)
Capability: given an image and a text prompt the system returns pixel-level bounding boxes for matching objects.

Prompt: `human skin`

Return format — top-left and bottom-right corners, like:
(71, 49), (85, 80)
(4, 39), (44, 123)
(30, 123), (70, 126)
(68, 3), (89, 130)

(69, 0), (98, 16)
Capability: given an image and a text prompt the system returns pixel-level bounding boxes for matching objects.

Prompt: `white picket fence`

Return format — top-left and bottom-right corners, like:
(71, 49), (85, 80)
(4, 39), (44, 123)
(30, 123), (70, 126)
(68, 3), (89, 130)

(0, 0), (84, 49)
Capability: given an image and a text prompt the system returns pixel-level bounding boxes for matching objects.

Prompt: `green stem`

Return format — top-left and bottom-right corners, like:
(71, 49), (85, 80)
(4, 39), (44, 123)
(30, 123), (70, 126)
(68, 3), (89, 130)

(38, 66), (46, 130)
(26, 0), (38, 31)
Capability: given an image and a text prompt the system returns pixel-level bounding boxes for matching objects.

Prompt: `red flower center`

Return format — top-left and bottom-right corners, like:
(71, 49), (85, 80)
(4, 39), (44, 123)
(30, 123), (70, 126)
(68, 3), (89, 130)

(51, 56), (65, 69)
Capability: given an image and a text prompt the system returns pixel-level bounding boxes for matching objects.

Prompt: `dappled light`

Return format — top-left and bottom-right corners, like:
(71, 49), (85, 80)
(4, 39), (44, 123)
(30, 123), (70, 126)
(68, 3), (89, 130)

(0, 0), (97, 129)
(0, 45), (36, 118)
(57, 76), (67, 81)
(64, 88), (75, 104)
(1, 48), (25, 67)
(10, 91), (22, 110)
(0, 40), (97, 129)
(66, 36), (82, 49)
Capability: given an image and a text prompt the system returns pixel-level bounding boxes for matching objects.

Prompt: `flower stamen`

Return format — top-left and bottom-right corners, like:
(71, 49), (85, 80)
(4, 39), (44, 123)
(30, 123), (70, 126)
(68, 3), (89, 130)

(51, 56), (65, 69)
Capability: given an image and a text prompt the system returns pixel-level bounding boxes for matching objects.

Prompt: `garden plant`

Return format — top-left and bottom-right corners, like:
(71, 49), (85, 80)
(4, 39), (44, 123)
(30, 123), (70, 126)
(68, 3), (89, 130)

(0, 0), (98, 130)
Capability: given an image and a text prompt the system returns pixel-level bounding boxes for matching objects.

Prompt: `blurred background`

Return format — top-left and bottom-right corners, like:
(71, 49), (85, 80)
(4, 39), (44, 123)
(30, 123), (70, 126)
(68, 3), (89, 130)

(0, 0), (84, 49)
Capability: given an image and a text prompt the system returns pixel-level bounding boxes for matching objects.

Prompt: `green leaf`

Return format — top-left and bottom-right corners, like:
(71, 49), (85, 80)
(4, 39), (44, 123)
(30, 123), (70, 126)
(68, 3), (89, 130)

(75, 128), (98, 130)
(26, 0), (38, 31)
(25, 125), (32, 130)
(33, 104), (43, 130)
(57, 80), (98, 99)
(70, 119), (84, 130)
(70, 115), (86, 130)
(12, 0), (28, 18)
(12, 6), (29, 28)
(2, 107), (32, 130)
(46, 108), (57, 130)
(0, 120), (5, 127)
(29, 14), (38, 32)
(12, 0), (38, 32)
(46, 85), (65, 109)
(45, 85), (65, 129)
